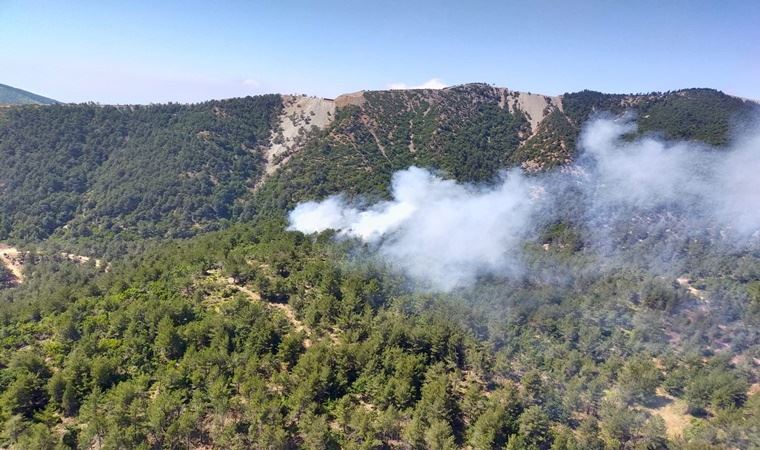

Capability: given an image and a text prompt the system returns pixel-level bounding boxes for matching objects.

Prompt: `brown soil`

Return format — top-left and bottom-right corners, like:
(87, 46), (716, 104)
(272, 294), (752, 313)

(0, 244), (25, 283)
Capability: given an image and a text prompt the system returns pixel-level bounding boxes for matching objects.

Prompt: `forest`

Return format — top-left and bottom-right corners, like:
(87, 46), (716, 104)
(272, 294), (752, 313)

(1, 216), (759, 449)
(0, 96), (281, 248)
(0, 85), (759, 449)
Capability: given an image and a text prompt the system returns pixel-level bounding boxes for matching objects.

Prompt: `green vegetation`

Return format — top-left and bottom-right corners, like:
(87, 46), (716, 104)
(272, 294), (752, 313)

(0, 84), (58, 106)
(0, 216), (758, 448)
(636, 88), (753, 146)
(0, 86), (755, 255)
(562, 88), (756, 146)
(0, 96), (281, 249)
(256, 86), (757, 214)
(0, 85), (758, 448)
(255, 86), (531, 216)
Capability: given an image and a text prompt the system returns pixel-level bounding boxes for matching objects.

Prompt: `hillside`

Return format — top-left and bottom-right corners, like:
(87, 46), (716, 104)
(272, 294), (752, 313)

(0, 84), (755, 255)
(1, 84), (759, 449)
(0, 84), (58, 106)
(2, 216), (759, 448)
(255, 85), (757, 212)
(0, 96), (281, 252)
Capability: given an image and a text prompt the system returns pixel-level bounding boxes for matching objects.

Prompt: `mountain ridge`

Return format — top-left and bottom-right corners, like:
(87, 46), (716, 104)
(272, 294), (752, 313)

(0, 84), (757, 252)
(254, 85), (759, 213)
(6, 79), (758, 108)
(269, 84), (758, 178)
(0, 83), (58, 106)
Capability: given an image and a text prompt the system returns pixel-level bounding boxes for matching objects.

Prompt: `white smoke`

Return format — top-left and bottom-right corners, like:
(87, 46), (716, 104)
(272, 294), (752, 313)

(581, 117), (760, 237)
(288, 116), (760, 291)
(580, 118), (709, 209)
(288, 167), (540, 290)
(712, 129), (760, 235)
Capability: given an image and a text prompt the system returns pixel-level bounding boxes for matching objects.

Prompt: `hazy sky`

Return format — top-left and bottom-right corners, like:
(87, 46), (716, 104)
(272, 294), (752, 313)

(2, 0), (758, 104)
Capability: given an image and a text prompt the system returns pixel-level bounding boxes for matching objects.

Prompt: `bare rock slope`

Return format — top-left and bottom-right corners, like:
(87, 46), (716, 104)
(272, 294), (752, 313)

(264, 95), (336, 175)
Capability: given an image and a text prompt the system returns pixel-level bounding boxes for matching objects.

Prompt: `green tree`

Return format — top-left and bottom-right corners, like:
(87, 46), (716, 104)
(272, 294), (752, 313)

(619, 356), (661, 404)
(424, 419), (457, 450)
(468, 386), (521, 450)
(46, 372), (66, 407)
(637, 415), (668, 450)
(91, 357), (118, 390)
(155, 316), (186, 360)
(61, 380), (79, 417)
(516, 406), (552, 450)
(15, 423), (57, 450)
(2, 371), (48, 418)
(685, 376), (712, 416)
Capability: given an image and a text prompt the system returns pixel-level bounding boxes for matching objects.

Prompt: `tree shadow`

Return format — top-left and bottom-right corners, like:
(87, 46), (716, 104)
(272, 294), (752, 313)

(642, 394), (673, 409)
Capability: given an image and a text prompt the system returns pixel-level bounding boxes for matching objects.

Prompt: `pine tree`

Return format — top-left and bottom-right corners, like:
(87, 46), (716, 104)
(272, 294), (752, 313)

(61, 380), (79, 417)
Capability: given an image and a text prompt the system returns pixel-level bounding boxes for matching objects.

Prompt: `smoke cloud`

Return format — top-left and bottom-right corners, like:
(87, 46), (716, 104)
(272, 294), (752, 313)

(289, 167), (540, 290)
(288, 116), (760, 291)
(580, 117), (760, 239)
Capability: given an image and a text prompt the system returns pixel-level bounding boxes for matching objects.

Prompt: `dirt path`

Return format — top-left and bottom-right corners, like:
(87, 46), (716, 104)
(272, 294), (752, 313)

(676, 277), (707, 301)
(640, 388), (693, 438)
(225, 277), (342, 348)
(59, 252), (106, 270)
(226, 280), (313, 348)
(0, 244), (25, 283)
(1, 244), (110, 287)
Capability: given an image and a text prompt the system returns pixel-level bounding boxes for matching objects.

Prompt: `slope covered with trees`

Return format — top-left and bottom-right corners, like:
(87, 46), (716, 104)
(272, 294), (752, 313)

(0, 84), (58, 106)
(254, 86), (758, 215)
(0, 85), (755, 254)
(1, 217), (759, 448)
(0, 85), (759, 449)
(0, 96), (281, 249)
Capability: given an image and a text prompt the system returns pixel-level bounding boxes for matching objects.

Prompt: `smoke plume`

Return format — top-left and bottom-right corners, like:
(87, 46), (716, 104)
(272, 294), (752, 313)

(288, 116), (760, 291)
(289, 167), (540, 290)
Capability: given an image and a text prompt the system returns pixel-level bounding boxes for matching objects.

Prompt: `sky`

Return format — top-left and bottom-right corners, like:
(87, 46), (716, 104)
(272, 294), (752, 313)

(1, 0), (758, 104)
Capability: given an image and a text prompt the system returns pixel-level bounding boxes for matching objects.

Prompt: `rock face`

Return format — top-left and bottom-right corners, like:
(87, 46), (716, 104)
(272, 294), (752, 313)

(263, 95), (336, 175)
(334, 91), (366, 108)
(503, 90), (563, 135)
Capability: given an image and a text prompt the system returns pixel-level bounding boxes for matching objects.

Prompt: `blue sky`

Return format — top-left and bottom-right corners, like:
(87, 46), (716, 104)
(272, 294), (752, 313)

(1, 0), (758, 104)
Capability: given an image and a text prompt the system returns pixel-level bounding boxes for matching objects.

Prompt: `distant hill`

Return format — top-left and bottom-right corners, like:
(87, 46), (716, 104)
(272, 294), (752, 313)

(0, 96), (281, 249)
(0, 84), (757, 253)
(256, 85), (760, 213)
(0, 83), (58, 105)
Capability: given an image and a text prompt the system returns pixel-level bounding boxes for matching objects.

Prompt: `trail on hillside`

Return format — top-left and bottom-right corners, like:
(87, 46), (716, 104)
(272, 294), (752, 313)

(0, 244), (24, 283)
(0, 245), (110, 287)
(225, 280), (314, 348)
(676, 277), (707, 302)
